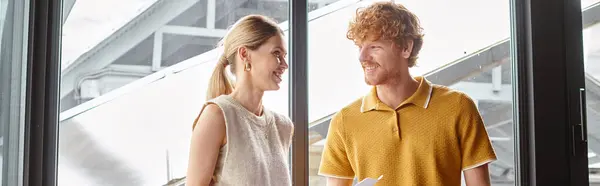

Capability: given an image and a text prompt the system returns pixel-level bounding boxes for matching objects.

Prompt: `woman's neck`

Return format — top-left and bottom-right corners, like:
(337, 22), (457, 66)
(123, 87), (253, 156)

(230, 83), (264, 116)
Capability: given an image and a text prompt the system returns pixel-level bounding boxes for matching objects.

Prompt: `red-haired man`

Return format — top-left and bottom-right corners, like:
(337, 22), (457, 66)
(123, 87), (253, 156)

(318, 2), (497, 186)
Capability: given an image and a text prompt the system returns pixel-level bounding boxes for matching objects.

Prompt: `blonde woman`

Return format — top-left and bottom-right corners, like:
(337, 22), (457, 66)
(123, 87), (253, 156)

(186, 14), (294, 186)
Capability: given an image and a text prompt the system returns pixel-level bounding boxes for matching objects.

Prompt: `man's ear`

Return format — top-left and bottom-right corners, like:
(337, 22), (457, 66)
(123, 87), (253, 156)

(401, 40), (414, 59)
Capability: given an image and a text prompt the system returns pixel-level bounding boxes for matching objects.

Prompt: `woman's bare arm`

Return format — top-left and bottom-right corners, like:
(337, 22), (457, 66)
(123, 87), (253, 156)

(186, 104), (227, 186)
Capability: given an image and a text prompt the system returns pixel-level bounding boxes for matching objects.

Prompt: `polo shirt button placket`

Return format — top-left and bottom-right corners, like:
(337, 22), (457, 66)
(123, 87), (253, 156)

(393, 111), (400, 138)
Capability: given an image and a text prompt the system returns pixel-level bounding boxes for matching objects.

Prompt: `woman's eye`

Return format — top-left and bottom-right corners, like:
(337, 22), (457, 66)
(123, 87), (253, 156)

(272, 53), (280, 61)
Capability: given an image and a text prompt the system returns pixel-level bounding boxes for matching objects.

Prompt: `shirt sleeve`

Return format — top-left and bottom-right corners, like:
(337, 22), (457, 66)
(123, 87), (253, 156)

(318, 112), (355, 179)
(458, 94), (498, 171)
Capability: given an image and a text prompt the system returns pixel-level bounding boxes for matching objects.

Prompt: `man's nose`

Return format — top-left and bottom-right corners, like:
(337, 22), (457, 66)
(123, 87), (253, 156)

(358, 48), (372, 62)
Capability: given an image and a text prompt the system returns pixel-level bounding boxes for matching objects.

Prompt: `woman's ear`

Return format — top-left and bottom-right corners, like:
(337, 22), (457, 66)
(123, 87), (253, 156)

(237, 46), (251, 63)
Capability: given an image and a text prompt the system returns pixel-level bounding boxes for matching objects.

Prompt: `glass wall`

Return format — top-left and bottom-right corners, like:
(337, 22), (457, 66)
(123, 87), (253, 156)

(58, 1), (290, 185)
(582, 1), (600, 184)
(49, 0), (599, 185)
(0, 0), (28, 185)
(306, 0), (516, 185)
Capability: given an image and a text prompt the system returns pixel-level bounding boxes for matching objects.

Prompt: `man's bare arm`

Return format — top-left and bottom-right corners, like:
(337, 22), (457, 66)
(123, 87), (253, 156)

(464, 163), (492, 186)
(326, 177), (353, 186)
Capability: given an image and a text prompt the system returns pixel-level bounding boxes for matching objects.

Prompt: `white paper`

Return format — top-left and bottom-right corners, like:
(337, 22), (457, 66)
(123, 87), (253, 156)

(355, 175), (383, 186)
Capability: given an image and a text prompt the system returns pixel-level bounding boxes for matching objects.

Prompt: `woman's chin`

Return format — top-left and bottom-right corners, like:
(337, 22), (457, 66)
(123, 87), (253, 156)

(265, 83), (281, 91)
(270, 85), (281, 91)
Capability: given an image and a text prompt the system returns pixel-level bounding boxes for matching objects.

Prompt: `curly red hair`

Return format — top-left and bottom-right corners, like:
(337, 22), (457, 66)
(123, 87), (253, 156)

(347, 2), (424, 67)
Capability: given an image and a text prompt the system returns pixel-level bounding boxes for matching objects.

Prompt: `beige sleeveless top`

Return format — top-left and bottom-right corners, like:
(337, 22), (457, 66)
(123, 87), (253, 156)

(201, 95), (294, 186)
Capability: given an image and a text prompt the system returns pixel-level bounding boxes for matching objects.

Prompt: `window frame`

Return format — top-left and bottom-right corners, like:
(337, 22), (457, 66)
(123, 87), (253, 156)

(289, 0), (309, 185)
(1, 0), (30, 186)
(512, 0), (589, 185)
(23, 0), (594, 185)
(23, 0), (61, 185)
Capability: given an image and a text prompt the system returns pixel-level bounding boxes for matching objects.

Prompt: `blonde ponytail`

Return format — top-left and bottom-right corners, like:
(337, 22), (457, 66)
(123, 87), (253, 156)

(206, 55), (234, 100)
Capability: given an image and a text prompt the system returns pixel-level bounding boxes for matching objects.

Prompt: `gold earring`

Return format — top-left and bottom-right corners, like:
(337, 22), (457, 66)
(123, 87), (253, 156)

(244, 62), (251, 71)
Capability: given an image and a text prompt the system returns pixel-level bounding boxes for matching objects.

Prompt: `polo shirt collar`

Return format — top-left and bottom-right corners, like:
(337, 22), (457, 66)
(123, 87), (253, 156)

(360, 76), (433, 113)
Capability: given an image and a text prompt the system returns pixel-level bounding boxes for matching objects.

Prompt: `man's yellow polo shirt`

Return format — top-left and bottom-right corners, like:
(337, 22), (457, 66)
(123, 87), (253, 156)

(318, 76), (497, 186)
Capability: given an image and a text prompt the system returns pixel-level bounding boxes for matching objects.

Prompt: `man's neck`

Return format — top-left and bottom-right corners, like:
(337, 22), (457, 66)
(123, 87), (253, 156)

(376, 75), (420, 109)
